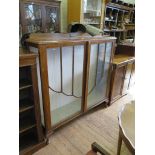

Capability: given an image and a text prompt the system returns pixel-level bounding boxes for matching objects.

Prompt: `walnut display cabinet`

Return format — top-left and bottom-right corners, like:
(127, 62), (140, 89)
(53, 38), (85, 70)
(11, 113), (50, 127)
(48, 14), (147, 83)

(25, 33), (116, 137)
(20, 0), (61, 34)
(68, 0), (105, 29)
(19, 48), (46, 155)
(109, 54), (135, 104)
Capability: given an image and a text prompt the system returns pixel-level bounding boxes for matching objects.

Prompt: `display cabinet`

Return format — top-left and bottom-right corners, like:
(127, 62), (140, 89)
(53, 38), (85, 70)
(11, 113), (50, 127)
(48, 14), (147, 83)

(20, 0), (61, 34)
(19, 48), (46, 155)
(104, 2), (135, 43)
(68, 0), (105, 29)
(25, 33), (116, 137)
(109, 54), (135, 104)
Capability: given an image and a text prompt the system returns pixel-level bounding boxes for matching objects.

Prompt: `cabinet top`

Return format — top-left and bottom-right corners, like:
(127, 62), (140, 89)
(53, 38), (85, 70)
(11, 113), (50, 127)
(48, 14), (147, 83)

(26, 33), (116, 45)
(19, 47), (38, 59)
(113, 54), (135, 65)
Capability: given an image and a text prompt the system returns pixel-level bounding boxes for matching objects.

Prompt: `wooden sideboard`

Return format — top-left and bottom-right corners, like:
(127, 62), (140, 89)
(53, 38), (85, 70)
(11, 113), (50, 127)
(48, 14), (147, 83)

(109, 54), (135, 104)
(25, 33), (116, 137)
(19, 48), (46, 155)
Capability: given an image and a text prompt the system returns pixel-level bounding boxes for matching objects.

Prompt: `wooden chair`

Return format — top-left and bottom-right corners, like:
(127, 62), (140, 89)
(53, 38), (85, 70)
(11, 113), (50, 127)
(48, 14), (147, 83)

(86, 142), (110, 155)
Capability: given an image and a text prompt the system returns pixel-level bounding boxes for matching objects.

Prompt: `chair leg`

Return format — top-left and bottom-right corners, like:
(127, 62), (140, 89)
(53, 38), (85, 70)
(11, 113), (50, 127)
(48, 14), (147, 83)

(117, 131), (122, 155)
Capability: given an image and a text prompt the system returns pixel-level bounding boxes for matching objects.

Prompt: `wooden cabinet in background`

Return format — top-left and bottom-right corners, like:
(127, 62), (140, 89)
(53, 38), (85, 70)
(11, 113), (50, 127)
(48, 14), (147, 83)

(68, 0), (105, 29)
(109, 55), (135, 104)
(104, 2), (135, 43)
(115, 42), (135, 56)
(20, 0), (61, 34)
(19, 48), (46, 155)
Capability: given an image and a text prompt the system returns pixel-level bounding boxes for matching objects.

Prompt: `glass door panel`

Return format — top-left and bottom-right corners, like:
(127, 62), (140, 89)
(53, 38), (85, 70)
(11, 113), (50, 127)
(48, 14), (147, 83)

(47, 45), (84, 125)
(122, 62), (134, 94)
(87, 42), (112, 108)
(45, 6), (59, 32)
(24, 3), (42, 33)
(102, 42), (112, 97)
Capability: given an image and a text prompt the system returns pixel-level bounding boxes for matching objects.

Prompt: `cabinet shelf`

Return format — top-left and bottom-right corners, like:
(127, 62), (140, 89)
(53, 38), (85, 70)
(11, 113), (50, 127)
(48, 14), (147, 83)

(105, 19), (116, 22)
(107, 3), (134, 11)
(19, 130), (38, 151)
(126, 36), (134, 39)
(19, 98), (34, 113)
(85, 15), (101, 18)
(19, 116), (36, 134)
(85, 9), (100, 13)
(19, 79), (32, 90)
(84, 22), (100, 25)
(104, 29), (126, 32)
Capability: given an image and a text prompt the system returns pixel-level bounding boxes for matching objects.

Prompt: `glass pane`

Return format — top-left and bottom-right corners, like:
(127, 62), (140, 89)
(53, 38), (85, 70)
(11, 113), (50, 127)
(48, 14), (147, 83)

(47, 46), (84, 125)
(62, 46), (73, 95)
(87, 42), (112, 108)
(88, 44), (105, 107)
(102, 42), (112, 97)
(122, 63), (133, 94)
(47, 48), (61, 92)
(83, 0), (102, 26)
(74, 45), (84, 97)
(45, 6), (59, 32)
(24, 4), (42, 33)
(29, 47), (45, 126)
(88, 44), (98, 93)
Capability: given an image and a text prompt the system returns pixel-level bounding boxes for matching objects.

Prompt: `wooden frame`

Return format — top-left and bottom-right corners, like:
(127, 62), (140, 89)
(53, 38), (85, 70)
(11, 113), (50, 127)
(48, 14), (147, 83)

(26, 34), (116, 137)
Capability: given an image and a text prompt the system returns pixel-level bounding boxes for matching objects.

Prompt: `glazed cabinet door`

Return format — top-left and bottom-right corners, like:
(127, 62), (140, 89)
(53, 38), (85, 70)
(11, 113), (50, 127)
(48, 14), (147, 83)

(122, 61), (134, 94)
(87, 41), (113, 109)
(122, 62), (133, 95)
(45, 42), (87, 127)
(20, 0), (61, 34)
(20, 1), (43, 33)
(129, 62), (135, 88)
(44, 5), (60, 32)
(111, 65), (126, 100)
